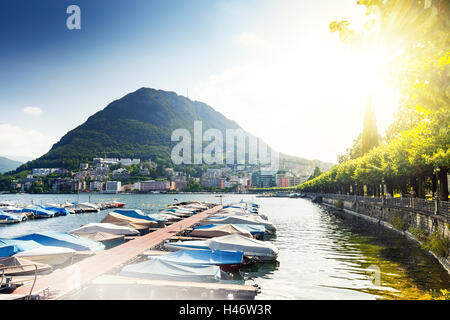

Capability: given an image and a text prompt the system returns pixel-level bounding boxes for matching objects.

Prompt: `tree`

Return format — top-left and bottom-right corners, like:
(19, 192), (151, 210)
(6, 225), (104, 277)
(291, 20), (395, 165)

(308, 166), (322, 181)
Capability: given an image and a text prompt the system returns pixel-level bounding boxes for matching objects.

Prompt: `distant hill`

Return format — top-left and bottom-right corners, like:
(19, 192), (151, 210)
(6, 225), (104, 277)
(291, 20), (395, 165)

(16, 87), (333, 175)
(0, 156), (22, 173)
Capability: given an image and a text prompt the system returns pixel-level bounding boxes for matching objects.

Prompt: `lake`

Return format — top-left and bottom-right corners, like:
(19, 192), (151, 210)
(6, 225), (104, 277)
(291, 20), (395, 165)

(1, 193), (449, 299)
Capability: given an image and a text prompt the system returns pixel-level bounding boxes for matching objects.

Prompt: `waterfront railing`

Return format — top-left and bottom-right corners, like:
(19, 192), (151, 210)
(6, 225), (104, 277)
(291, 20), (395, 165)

(305, 193), (450, 219)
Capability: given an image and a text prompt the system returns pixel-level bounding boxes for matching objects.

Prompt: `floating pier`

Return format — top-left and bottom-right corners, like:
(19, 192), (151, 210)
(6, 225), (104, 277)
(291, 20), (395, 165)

(12, 205), (228, 299)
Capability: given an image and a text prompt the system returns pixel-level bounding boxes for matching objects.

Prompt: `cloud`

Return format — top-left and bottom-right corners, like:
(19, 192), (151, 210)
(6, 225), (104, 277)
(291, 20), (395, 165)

(22, 106), (43, 116)
(0, 124), (57, 158)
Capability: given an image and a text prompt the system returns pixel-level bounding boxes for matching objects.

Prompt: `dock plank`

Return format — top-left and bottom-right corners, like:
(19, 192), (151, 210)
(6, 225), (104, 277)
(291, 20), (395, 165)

(12, 205), (223, 299)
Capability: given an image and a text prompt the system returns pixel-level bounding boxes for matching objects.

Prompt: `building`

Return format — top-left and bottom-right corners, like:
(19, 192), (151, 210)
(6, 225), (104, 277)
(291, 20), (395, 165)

(252, 170), (276, 188)
(119, 158), (140, 166)
(89, 181), (104, 192)
(201, 178), (224, 189)
(105, 181), (121, 193)
(139, 180), (170, 192)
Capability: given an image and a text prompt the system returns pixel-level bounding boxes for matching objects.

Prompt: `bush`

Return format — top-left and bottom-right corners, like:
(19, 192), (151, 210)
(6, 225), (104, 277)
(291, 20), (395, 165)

(390, 212), (408, 231)
(422, 232), (449, 258)
(408, 227), (428, 242)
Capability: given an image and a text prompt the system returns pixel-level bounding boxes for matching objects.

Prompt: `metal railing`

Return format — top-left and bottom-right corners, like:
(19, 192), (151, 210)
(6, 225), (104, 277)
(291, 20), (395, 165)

(306, 192), (450, 218)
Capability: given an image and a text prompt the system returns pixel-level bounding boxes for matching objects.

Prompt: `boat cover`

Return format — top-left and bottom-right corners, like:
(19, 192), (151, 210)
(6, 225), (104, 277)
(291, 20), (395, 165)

(149, 249), (243, 267)
(101, 212), (157, 230)
(0, 256), (53, 275)
(41, 207), (71, 216)
(120, 258), (221, 282)
(0, 239), (41, 257)
(14, 231), (105, 251)
(204, 215), (276, 233)
(190, 224), (252, 238)
(0, 210), (22, 223)
(208, 234), (279, 260)
(72, 231), (125, 243)
(12, 207), (55, 218)
(70, 222), (139, 236)
(233, 224), (266, 237)
(112, 209), (166, 222)
(164, 240), (210, 251)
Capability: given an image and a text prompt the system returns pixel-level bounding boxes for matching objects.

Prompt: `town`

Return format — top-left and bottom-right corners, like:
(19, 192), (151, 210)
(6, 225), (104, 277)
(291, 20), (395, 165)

(8, 157), (309, 194)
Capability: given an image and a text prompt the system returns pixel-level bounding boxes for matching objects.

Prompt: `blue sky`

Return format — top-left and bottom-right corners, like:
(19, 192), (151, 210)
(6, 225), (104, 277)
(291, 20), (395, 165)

(0, 0), (400, 162)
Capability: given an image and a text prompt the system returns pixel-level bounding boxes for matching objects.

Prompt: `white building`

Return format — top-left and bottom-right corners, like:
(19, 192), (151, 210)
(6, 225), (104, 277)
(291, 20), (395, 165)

(139, 180), (170, 192)
(105, 181), (121, 193)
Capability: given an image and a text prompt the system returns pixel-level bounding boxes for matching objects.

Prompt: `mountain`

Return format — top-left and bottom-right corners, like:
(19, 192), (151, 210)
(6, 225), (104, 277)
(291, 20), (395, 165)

(16, 87), (333, 175)
(0, 156), (22, 174)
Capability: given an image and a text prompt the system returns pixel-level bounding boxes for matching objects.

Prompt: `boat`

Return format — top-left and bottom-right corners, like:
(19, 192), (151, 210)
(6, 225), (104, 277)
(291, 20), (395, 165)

(78, 202), (100, 212)
(146, 249), (244, 271)
(72, 232), (125, 249)
(120, 258), (221, 282)
(233, 224), (266, 239)
(112, 209), (167, 223)
(14, 246), (76, 265)
(69, 222), (139, 236)
(14, 231), (105, 251)
(0, 239), (76, 265)
(208, 234), (279, 261)
(12, 207), (55, 219)
(0, 256), (53, 276)
(203, 215), (276, 234)
(0, 210), (23, 224)
(164, 234), (278, 261)
(101, 212), (158, 232)
(41, 206), (71, 216)
(164, 240), (210, 251)
(190, 224), (252, 238)
(111, 201), (126, 208)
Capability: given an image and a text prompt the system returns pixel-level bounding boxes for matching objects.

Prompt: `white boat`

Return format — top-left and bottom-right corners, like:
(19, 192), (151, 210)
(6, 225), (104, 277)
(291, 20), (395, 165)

(78, 203), (100, 212)
(69, 222), (139, 236)
(203, 215), (276, 234)
(165, 234), (279, 261)
(14, 246), (76, 265)
(208, 234), (279, 261)
(190, 224), (252, 238)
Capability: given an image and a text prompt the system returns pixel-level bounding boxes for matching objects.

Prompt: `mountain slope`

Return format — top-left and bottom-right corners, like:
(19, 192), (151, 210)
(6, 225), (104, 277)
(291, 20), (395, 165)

(0, 156), (22, 173)
(17, 87), (333, 174)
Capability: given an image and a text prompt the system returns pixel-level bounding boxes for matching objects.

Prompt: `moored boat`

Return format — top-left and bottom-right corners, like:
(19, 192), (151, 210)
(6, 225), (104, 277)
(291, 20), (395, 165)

(146, 249), (244, 271)
(120, 258), (222, 282)
(14, 231), (105, 251)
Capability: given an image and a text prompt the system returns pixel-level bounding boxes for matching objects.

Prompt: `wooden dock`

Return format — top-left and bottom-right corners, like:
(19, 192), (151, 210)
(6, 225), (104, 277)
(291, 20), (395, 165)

(12, 205), (223, 299)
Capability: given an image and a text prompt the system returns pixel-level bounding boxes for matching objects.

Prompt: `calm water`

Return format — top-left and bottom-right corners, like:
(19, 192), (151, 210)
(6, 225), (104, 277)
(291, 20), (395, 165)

(1, 193), (449, 300)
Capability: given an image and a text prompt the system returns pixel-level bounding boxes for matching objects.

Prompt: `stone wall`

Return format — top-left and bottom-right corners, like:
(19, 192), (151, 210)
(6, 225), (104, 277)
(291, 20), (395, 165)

(321, 196), (450, 272)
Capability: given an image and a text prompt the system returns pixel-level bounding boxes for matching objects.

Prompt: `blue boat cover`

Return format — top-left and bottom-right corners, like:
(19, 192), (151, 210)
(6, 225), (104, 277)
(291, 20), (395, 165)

(41, 207), (70, 216)
(120, 258), (221, 282)
(14, 231), (105, 251)
(12, 207), (55, 217)
(150, 249), (243, 267)
(0, 210), (22, 222)
(0, 239), (41, 257)
(113, 209), (166, 222)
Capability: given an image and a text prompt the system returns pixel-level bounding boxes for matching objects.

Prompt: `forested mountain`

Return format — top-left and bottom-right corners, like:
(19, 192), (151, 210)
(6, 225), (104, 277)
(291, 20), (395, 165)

(16, 87), (332, 176)
(0, 156), (22, 173)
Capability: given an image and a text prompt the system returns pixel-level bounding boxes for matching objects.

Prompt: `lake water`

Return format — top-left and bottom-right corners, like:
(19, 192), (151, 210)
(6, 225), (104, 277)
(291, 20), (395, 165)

(1, 193), (449, 300)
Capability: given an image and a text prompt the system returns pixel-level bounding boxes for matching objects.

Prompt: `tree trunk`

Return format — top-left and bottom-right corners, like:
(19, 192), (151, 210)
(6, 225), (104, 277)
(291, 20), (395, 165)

(417, 176), (425, 198)
(439, 168), (449, 201)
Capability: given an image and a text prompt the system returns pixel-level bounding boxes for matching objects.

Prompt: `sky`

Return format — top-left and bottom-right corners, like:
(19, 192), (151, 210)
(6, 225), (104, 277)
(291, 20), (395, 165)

(0, 0), (401, 163)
